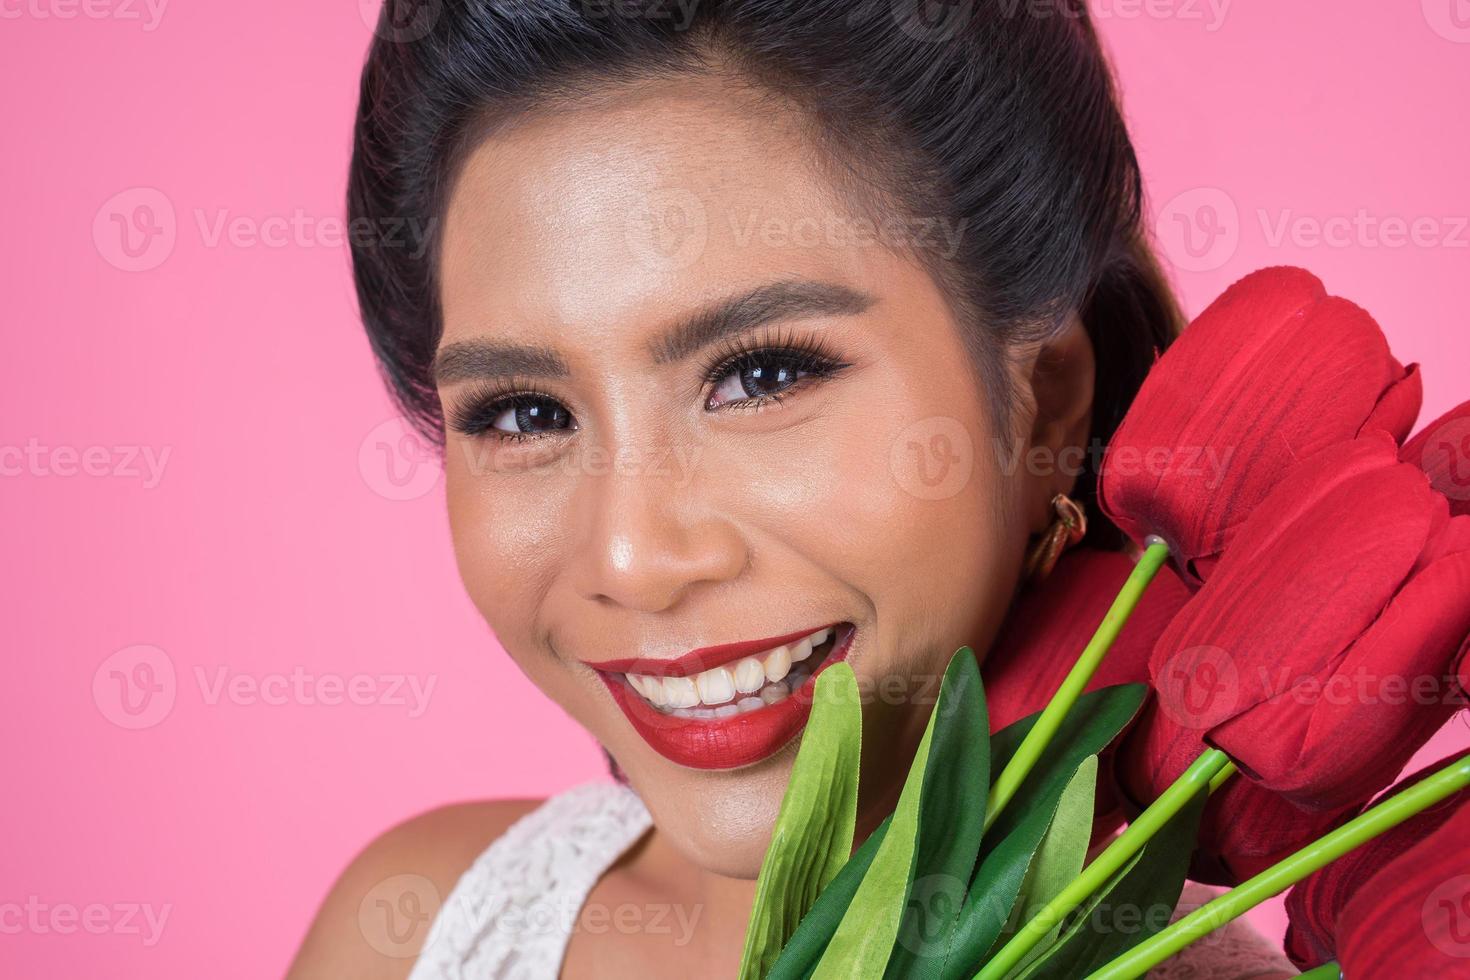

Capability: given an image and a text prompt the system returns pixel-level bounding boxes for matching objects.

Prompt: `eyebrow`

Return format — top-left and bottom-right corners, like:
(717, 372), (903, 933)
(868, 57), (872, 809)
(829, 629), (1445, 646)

(432, 278), (876, 385)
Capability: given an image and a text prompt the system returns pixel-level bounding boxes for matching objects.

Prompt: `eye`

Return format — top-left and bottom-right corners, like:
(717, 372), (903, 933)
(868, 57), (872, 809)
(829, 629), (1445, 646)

(491, 394), (573, 435)
(449, 390), (575, 440)
(705, 343), (847, 410)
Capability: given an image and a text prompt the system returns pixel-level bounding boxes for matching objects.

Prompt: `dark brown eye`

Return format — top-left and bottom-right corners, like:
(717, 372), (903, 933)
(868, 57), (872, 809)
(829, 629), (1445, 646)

(492, 395), (573, 435)
(707, 350), (823, 409)
(449, 389), (576, 439)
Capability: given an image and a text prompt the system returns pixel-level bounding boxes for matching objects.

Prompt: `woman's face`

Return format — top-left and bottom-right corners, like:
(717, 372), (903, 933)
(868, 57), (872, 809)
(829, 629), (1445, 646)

(436, 78), (1078, 877)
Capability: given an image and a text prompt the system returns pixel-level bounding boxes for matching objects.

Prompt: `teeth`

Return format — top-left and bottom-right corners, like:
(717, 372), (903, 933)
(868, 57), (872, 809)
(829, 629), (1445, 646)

(734, 657), (765, 693)
(663, 676), (699, 709)
(624, 626), (841, 713)
(695, 667), (735, 705)
(764, 645), (791, 682)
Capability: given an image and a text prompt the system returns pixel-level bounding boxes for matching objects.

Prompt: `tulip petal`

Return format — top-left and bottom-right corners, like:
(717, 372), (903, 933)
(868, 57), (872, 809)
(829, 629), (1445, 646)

(1116, 700), (1358, 886)
(983, 547), (1191, 838)
(1403, 398), (1470, 517)
(1210, 535), (1470, 810)
(982, 547), (1190, 730)
(1358, 360), (1422, 444)
(1150, 439), (1435, 740)
(1284, 756), (1470, 972)
(1101, 267), (1403, 580)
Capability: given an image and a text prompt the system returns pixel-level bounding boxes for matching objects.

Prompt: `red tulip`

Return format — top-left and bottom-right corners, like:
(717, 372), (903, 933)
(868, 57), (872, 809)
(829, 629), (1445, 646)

(982, 547), (1191, 730)
(1403, 398), (1470, 517)
(1284, 756), (1470, 973)
(1117, 719), (1358, 887)
(1207, 507), (1470, 812)
(1118, 431), (1470, 880)
(982, 546), (1191, 836)
(1099, 266), (1420, 587)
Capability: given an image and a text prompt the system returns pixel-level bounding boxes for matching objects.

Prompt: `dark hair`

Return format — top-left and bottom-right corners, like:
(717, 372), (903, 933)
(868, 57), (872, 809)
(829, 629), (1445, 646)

(348, 0), (1183, 784)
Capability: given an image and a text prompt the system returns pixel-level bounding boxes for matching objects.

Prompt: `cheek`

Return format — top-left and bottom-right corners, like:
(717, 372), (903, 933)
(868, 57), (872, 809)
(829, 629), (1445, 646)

(700, 396), (1018, 635)
(444, 458), (568, 643)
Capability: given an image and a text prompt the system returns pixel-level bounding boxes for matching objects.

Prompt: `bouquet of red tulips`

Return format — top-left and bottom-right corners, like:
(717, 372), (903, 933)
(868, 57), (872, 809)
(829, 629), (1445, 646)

(736, 268), (1470, 978)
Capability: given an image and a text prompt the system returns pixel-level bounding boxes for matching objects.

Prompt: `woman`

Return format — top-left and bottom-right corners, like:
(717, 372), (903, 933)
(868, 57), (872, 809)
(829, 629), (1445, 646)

(290, 1), (1296, 976)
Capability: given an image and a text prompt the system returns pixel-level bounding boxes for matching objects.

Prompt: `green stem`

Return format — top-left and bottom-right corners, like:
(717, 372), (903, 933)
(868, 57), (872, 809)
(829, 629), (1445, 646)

(976, 748), (1232, 980)
(985, 539), (1171, 832)
(1085, 752), (1470, 980)
(1208, 765), (1236, 795)
(1295, 964), (1341, 980)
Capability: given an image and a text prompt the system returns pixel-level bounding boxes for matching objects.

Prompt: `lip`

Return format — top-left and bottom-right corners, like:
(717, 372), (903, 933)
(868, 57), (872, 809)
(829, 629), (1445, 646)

(594, 623), (856, 770)
(586, 622), (845, 678)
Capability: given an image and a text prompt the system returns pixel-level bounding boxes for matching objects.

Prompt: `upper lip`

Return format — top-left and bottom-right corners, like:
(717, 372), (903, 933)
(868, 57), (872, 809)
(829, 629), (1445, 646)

(584, 623), (844, 678)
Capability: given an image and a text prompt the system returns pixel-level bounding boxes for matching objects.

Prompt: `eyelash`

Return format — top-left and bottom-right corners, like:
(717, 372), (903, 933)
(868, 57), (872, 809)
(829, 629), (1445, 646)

(445, 330), (850, 440)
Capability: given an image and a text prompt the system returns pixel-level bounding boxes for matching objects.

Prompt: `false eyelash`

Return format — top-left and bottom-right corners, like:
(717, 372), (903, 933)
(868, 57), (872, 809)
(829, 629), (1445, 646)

(445, 377), (566, 437)
(698, 325), (851, 391)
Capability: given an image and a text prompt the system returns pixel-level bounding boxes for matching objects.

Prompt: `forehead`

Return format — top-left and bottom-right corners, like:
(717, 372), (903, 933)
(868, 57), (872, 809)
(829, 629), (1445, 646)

(436, 79), (911, 353)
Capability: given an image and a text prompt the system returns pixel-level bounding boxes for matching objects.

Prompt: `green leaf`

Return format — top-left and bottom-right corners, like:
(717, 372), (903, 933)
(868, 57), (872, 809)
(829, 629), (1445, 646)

(737, 661), (865, 980)
(767, 813), (891, 980)
(938, 684), (1147, 978)
(884, 648), (991, 980)
(1002, 756), (1097, 976)
(810, 677), (941, 979)
(770, 648), (991, 980)
(1011, 786), (1206, 979)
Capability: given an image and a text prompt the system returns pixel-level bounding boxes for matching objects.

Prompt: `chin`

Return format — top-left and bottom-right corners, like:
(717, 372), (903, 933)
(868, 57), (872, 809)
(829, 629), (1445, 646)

(623, 734), (806, 879)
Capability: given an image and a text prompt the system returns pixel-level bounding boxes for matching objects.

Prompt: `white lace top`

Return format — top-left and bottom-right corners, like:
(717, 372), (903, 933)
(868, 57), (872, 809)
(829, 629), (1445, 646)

(406, 780), (1297, 979)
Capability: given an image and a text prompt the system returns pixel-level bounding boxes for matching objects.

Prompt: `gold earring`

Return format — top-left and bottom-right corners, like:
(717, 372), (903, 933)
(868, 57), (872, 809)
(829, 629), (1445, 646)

(1024, 493), (1087, 585)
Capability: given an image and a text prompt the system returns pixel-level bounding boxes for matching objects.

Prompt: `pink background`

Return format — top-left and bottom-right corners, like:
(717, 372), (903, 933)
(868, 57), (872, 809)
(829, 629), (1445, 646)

(3, 2), (1468, 976)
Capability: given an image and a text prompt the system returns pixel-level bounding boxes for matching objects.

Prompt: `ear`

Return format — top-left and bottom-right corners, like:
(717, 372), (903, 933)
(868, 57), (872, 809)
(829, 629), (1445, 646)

(1015, 313), (1095, 535)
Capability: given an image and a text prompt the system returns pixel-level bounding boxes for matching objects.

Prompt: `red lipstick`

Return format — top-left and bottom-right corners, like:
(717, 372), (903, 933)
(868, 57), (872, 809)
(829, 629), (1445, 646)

(592, 623), (855, 770)
(588, 624), (839, 678)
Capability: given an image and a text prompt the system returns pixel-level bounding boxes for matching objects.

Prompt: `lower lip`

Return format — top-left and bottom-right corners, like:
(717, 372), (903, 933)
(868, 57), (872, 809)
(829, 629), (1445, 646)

(596, 627), (855, 771)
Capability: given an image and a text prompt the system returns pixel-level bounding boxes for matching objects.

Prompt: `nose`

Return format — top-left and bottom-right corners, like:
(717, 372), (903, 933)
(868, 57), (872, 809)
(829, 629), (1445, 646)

(569, 451), (747, 613)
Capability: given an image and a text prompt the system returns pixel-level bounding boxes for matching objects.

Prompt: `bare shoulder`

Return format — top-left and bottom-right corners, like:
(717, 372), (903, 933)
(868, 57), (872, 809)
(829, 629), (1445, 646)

(285, 797), (543, 980)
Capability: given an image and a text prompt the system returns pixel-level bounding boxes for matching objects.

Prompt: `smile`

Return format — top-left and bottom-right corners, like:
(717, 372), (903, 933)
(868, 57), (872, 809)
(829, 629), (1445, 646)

(590, 623), (856, 770)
